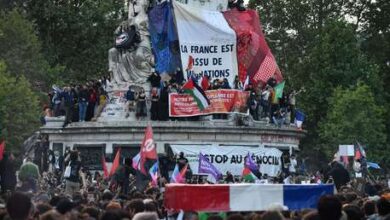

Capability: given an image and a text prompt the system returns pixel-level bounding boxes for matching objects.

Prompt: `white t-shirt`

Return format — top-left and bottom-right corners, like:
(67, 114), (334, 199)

(289, 158), (297, 173)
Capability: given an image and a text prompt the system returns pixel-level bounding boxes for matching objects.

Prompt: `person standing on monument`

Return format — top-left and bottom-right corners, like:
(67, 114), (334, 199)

(150, 88), (159, 121)
(63, 87), (74, 126)
(78, 85), (89, 122)
(125, 86), (136, 118)
(136, 88), (147, 120)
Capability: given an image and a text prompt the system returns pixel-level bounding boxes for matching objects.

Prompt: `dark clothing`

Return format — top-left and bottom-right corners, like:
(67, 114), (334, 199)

(86, 90), (97, 121)
(66, 160), (82, 183)
(113, 165), (135, 194)
(328, 163), (350, 190)
(136, 93), (147, 117)
(248, 95), (259, 120)
(126, 90), (135, 101)
(177, 156), (188, 171)
(159, 87), (169, 120)
(221, 81), (231, 89)
(0, 157), (17, 192)
(150, 94), (159, 120)
(63, 92), (74, 124)
(148, 73), (161, 88)
(225, 173), (234, 183)
(78, 89), (89, 103)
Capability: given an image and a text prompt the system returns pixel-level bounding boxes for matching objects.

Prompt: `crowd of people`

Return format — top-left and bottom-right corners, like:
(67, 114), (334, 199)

(0, 148), (389, 220)
(43, 71), (304, 128)
(42, 77), (110, 127)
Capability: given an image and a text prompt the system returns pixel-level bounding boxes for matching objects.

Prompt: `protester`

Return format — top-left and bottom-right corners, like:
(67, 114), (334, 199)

(327, 161), (351, 190)
(78, 85), (89, 122)
(18, 160), (40, 192)
(136, 88), (147, 120)
(0, 152), (17, 193)
(126, 86), (136, 118)
(64, 150), (83, 196)
(6, 192), (33, 220)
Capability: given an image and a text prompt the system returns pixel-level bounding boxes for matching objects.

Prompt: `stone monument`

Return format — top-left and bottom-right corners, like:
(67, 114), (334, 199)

(103, 0), (154, 121)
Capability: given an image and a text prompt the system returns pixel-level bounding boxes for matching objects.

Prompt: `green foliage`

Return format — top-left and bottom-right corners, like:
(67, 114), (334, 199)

(248, 1), (388, 166)
(319, 83), (386, 161)
(294, 20), (382, 131)
(24, 0), (125, 83)
(0, 62), (40, 154)
(0, 10), (61, 89)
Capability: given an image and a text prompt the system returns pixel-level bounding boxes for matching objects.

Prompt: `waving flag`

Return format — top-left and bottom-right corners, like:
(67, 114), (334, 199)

(101, 155), (109, 178)
(273, 81), (285, 102)
(186, 55), (194, 71)
(140, 125), (158, 174)
(198, 153), (222, 183)
(171, 163), (188, 183)
(245, 153), (259, 171)
(200, 75), (210, 91)
(132, 153), (141, 170)
(355, 141), (367, 160)
(110, 148), (121, 176)
(149, 161), (159, 187)
(242, 167), (258, 182)
(182, 78), (210, 110)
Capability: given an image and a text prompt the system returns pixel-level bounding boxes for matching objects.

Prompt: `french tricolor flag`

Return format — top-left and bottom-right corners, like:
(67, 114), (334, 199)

(172, 1), (282, 87)
(164, 184), (334, 212)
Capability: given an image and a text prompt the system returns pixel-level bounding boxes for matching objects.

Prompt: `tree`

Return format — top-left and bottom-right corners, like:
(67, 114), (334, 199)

(319, 83), (386, 162)
(24, 0), (125, 82)
(247, 1), (387, 165)
(0, 62), (40, 154)
(361, 0), (390, 143)
(0, 10), (61, 90)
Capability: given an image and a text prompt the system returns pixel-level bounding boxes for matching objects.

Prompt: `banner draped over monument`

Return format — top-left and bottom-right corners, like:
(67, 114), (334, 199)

(173, 1), (239, 86)
(148, 2), (181, 74)
(148, 1), (283, 85)
(175, 0), (229, 11)
(223, 9), (283, 83)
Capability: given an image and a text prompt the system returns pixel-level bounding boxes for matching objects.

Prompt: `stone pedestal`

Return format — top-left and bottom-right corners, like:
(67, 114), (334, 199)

(45, 116), (65, 128)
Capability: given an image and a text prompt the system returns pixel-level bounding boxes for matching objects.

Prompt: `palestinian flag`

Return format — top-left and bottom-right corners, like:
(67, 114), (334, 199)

(242, 167), (258, 182)
(182, 78), (210, 110)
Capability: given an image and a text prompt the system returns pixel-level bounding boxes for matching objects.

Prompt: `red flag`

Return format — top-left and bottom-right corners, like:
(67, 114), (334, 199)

(180, 164), (188, 178)
(140, 125), (157, 174)
(101, 155), (109, 178)
(201, 75), (209, 91)
(110, 148), (121, 176)
(186, 55), (194, 71)
(0, 141), (5, 161)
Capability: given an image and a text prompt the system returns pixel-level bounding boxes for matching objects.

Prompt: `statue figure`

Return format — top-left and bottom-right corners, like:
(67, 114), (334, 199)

(108, 0), (154, 89)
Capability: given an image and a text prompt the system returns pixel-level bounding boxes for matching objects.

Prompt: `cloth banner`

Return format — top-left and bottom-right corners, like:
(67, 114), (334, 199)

(169, 89), (249, 117)
(175, 0), (228, 11)
(164, 184), (334, 211)
(173, 1), (238, 86)
(170, 145), (282, 177)
(149, 2), (181, 74)
(223, 9), (282, 84)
